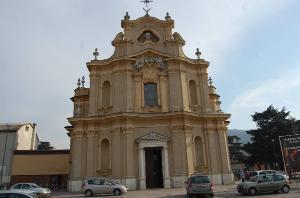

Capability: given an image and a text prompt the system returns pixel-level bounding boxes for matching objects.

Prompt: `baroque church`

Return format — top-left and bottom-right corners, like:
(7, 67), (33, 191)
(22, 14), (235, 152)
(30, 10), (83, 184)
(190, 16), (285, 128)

(65, 11), (233, 191)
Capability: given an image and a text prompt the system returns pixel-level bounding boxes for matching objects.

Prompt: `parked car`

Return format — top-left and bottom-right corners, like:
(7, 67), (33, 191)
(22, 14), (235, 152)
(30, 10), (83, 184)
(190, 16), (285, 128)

(185, 174), (214, 198)
(250, 170), (289, 180)
(237, 174), (290, 195)
(81, 178), (127, 197)
(10, 183), (50, 198)
(0, 190), (37, 198)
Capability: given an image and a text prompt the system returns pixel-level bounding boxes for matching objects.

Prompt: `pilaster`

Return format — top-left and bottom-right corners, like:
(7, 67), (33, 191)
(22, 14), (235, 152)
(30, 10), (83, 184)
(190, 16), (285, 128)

(159, 73), (169, 112)
(133, 74), (142, 112)
(86, 131), (96, 177)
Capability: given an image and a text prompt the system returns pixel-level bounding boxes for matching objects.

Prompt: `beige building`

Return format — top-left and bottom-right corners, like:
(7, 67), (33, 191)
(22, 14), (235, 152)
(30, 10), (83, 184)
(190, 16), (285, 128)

(66, 12), (233, 192)
(0, 123), (38, 188)
(11, 150), (69, 189)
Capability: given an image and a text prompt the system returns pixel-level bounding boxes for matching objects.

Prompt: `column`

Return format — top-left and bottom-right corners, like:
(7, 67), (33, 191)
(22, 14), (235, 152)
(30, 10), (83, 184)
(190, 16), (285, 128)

(86, 131), (95, 177)
(162, 146), (171, 188)
(138, 146), (146, 189)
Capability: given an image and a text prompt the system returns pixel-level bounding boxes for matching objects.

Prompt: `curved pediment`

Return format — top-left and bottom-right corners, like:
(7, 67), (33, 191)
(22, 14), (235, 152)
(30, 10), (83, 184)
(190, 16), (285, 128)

(136, 132), (169, 142)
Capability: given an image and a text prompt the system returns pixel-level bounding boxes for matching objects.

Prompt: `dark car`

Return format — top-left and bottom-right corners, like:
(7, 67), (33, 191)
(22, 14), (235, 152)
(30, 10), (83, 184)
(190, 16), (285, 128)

(237, 174), (290, 195)
(185, 174), (213, 198)
(0, 190), (36, 198)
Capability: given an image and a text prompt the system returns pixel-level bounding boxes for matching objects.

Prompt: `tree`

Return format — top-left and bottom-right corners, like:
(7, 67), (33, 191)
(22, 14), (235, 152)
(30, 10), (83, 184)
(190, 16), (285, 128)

(243, 105), (296, 169)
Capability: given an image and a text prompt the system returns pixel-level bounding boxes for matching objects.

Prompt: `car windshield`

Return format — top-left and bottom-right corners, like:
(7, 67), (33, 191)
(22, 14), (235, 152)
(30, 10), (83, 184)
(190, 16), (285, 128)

(30, 184), (40, 188)
(191, 176), (210, 184)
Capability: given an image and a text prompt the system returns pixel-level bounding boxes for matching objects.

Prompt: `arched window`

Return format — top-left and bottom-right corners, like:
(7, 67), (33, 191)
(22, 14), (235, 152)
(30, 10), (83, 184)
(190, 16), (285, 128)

(144, 83), (158, 106)
(195, 136), (204, 166)
(102, 81), (111, 107)
(189, 80), (198, 106)
(101, 139), (110, 169)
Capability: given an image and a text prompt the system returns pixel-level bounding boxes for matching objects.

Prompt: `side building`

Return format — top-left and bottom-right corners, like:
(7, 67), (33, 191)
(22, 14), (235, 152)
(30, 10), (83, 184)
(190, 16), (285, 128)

(11, 150), (69, 190)
(0, 123), (38, 188)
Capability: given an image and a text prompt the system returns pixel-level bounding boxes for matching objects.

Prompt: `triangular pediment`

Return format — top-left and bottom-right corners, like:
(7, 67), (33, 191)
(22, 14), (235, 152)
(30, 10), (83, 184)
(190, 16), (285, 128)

(136, 132), (169, 142)
(129, 49), (171, 59)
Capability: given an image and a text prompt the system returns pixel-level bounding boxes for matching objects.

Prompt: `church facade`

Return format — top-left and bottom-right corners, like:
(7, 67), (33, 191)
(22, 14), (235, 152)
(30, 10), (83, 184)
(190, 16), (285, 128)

(66, 12), (233, 192)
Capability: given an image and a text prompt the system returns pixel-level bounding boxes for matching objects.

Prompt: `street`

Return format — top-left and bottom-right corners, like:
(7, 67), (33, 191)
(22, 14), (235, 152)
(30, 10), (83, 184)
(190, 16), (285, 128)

(51, 183), (300, 198)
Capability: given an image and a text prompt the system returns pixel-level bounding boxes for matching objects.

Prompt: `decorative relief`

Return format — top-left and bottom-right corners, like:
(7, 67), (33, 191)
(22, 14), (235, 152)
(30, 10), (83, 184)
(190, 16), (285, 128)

(142, 67), (157, 82)
(136, 132), (169, 142)
(190, 105), (201, 111)
(133, 57), (167, 71)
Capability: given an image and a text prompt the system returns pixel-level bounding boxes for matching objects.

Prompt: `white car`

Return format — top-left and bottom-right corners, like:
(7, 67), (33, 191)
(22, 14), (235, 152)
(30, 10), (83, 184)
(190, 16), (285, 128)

(10, 183), (51, 197)
(0, 190), (37, 198)
(250, 170), (289, 180)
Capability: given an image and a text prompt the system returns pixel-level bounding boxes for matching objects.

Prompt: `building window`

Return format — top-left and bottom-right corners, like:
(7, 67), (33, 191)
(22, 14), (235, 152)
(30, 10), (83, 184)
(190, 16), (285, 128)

(102, 81), (111, 107)
(195, 136), (205, 167)
(101, 139), (110, 169)
(189, 80), (198, 106)
(144, 83), (158, 106)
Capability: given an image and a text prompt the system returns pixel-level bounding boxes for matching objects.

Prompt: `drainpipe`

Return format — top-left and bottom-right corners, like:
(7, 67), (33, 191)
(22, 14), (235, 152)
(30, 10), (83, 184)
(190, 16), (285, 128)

(1, 132), (8, 188)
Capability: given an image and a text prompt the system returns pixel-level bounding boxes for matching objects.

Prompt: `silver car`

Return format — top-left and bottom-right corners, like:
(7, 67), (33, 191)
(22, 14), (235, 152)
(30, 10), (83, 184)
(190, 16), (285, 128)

(250, 170), (289, 180)
(237, 174), (290, 195)
(185, 174), (214, 198)
(10, 183), (51, 197)
(81, 178), (127, 197)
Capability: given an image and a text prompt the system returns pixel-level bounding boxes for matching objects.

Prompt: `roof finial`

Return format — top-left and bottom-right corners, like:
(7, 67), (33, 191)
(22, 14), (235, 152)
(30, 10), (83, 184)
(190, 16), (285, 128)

(140, 0), (153, 16)
(195, 48), (201, 59)
(208, 77), (213, 86)
(124, 12), (130, 20)
(81, 76), (85, 88)
(77, 78), (81, 89)
(93, 48), (99, 60)
(165, 12), (171, 20)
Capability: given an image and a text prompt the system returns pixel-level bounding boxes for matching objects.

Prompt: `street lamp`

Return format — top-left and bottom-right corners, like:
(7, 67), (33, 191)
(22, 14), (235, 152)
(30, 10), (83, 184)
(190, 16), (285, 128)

(271, 138), (277, 170)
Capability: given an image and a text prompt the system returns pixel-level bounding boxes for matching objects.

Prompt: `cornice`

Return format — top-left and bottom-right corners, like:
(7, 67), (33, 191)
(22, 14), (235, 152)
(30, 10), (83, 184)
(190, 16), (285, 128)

(67, 112), (230, 125)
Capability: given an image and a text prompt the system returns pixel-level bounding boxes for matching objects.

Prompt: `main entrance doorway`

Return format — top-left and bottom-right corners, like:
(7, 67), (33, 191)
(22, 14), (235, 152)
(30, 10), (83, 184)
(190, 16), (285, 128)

(145, 147), (163, 188)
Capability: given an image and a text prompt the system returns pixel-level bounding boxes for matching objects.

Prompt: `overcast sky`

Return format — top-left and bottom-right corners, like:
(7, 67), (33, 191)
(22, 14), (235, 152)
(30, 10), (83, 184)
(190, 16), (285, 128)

(1, 0), (300, 149)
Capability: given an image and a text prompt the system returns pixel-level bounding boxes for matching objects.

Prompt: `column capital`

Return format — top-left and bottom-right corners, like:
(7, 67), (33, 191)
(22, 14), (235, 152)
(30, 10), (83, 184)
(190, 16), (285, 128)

(87, 131), (96, 138)
(72, 131), (84, 138)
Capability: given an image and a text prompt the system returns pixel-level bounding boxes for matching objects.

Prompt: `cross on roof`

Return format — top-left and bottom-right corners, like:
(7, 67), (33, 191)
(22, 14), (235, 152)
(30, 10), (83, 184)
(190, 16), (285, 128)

(140, 0), (153, 16)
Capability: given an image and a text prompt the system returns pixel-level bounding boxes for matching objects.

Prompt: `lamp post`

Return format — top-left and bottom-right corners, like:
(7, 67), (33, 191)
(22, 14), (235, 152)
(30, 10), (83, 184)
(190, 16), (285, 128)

(271, 138), (277, 170)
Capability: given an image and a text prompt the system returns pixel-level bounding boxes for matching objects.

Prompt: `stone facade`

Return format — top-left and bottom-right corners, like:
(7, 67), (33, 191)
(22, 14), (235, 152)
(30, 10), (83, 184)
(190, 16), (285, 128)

(66, 13), (233, 192)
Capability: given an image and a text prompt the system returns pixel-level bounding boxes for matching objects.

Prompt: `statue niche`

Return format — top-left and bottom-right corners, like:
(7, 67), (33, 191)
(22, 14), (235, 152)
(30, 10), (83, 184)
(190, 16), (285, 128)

(138, 30), (159, 43)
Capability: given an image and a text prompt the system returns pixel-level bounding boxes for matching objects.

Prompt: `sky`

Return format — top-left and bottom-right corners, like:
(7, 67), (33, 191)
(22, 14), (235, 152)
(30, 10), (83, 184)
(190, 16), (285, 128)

(1, 0), (300, 149)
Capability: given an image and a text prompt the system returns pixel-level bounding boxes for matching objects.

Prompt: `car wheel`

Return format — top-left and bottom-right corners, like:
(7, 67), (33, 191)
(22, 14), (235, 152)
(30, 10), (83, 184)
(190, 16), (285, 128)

(248, 187), (257, 195)
(281, 185), (290, 193)
(113, 189), (122, 196)
(85, 190), (93, 197)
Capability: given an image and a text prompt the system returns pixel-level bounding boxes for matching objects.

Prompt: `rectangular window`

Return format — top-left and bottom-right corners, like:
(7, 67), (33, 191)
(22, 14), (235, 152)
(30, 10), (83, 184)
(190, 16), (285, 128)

(144, 83), (158, 106)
